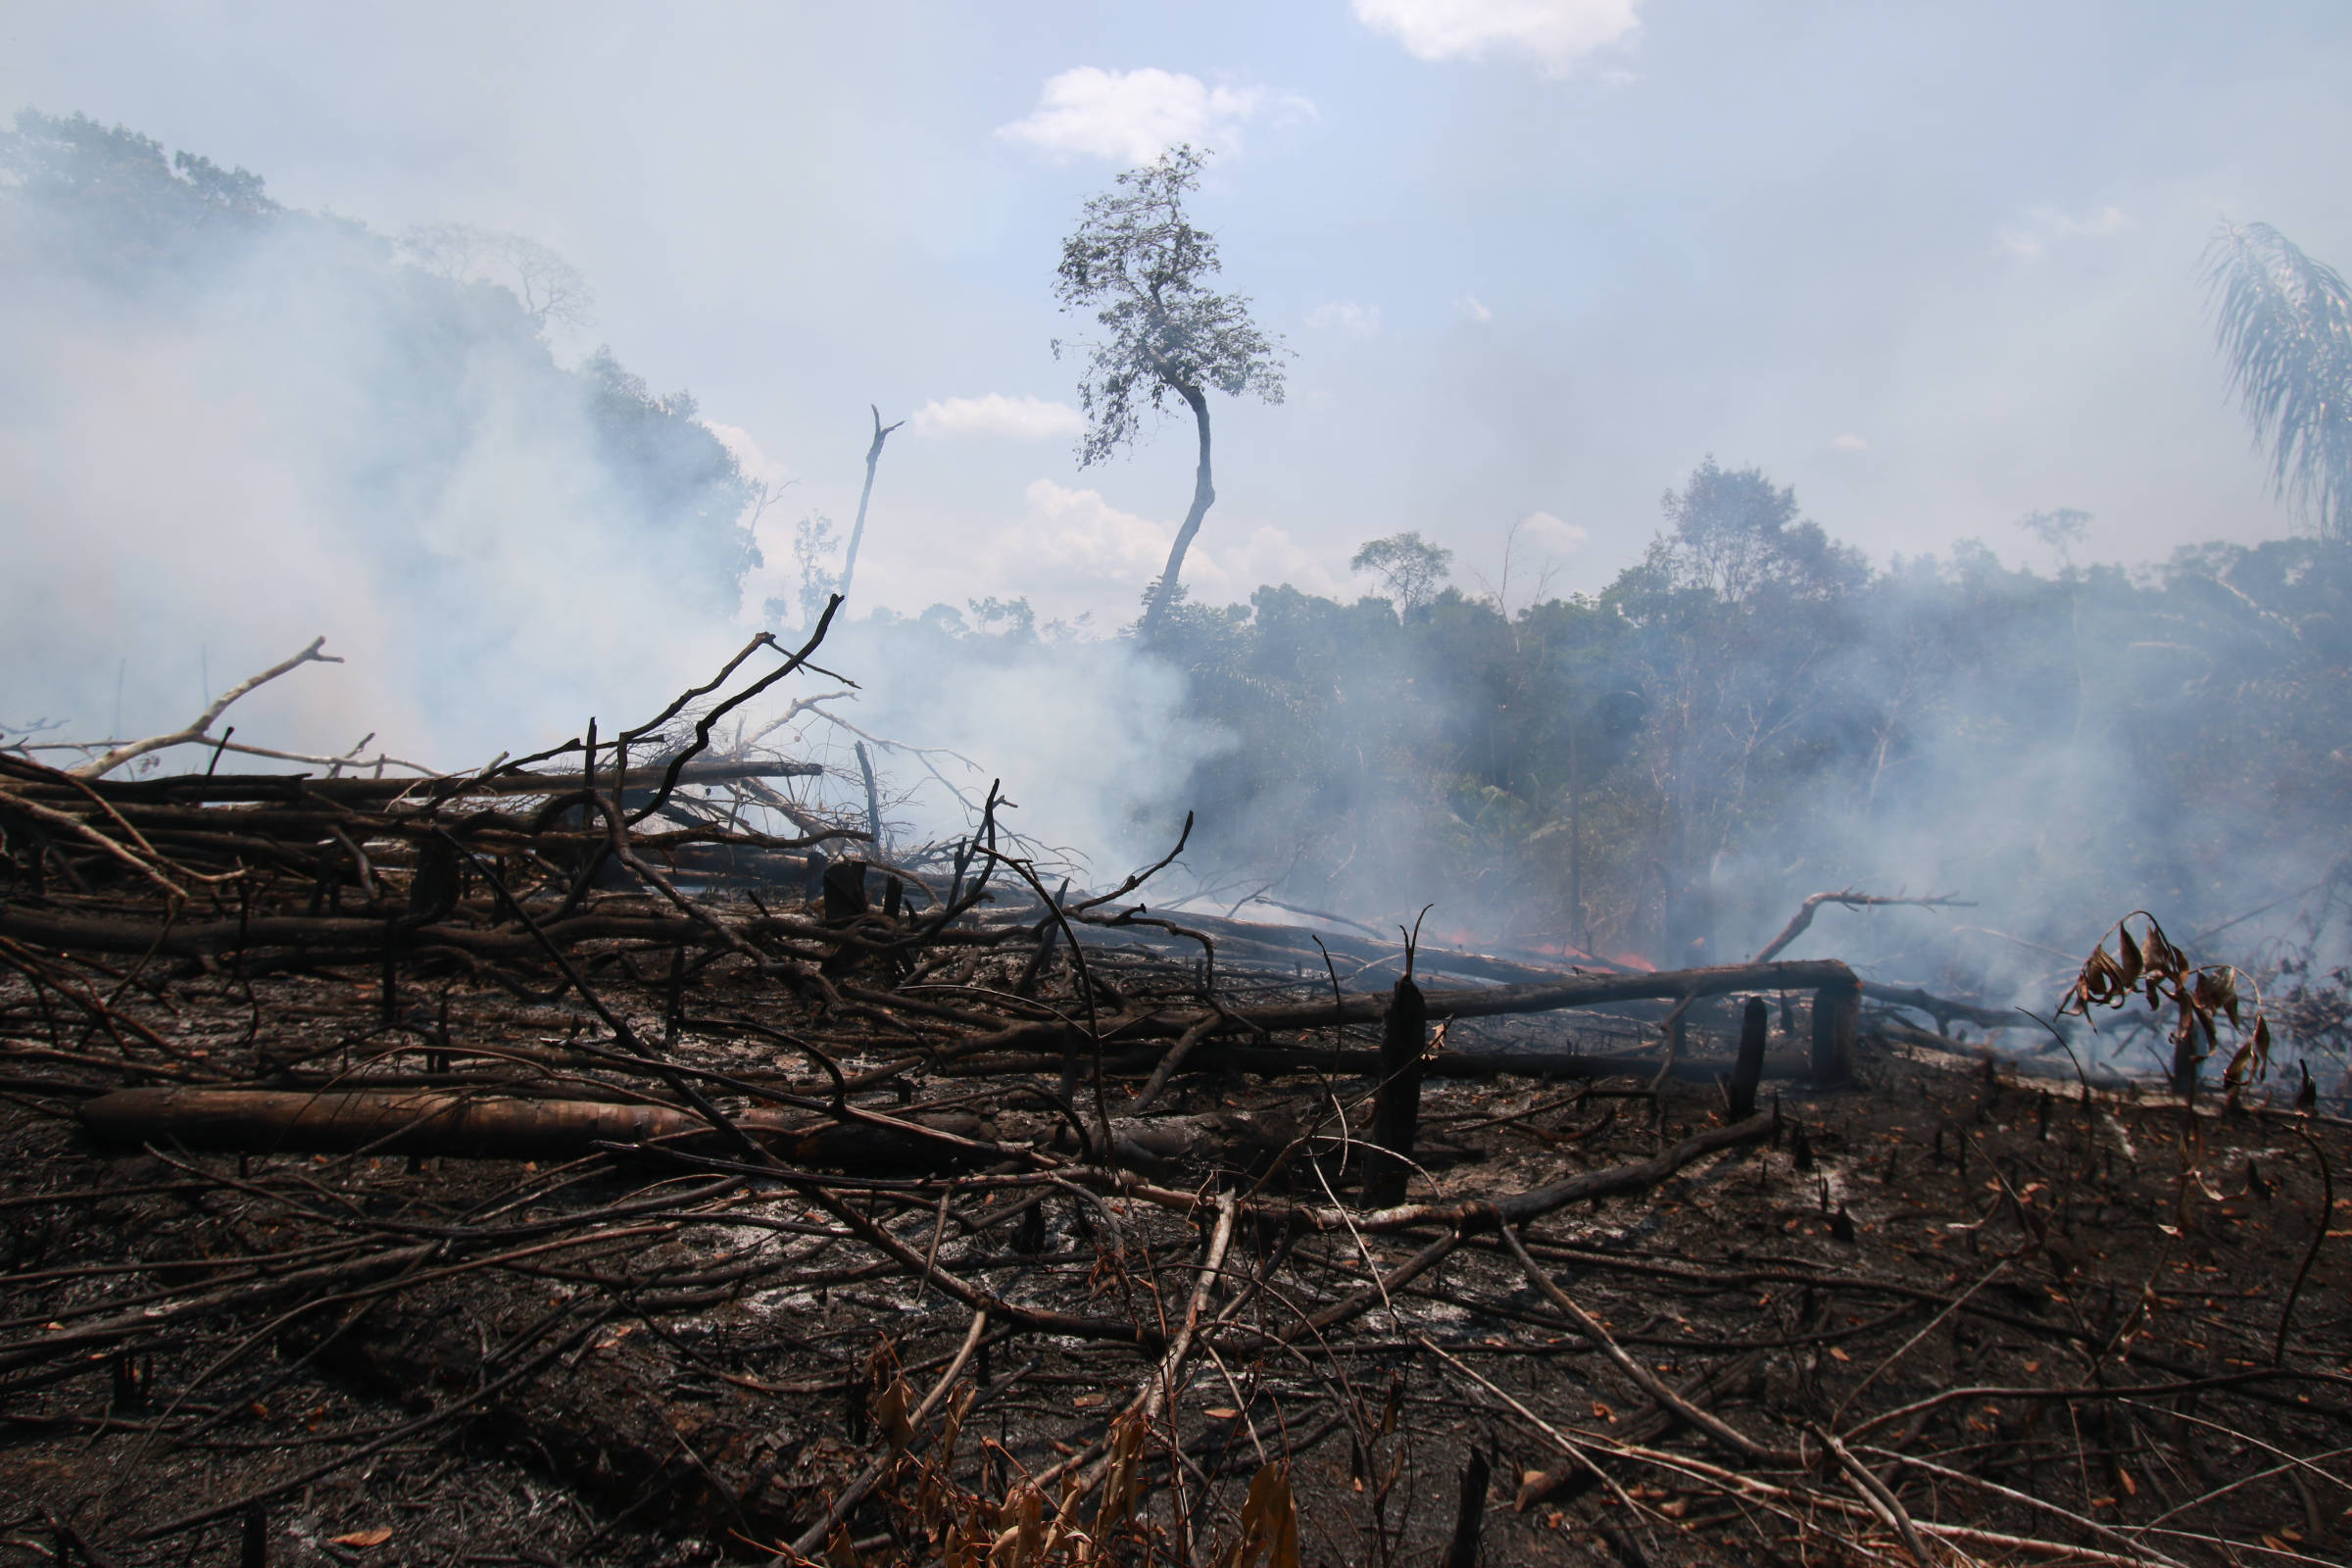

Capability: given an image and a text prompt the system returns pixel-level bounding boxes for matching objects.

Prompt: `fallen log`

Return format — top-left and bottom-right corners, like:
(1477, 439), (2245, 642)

(6, 756), (822, 808)
(76, 1088), (1312, 1176)
(956, 958), (1860, 1059)
(1860, 980), (2017, 1031)
(931, 1042), (1819, 1086)
(81, 1087), (743, 1160)
(78, 1087), (991, 1167)
(1063, 908), (1620, 986)
(1206, 956), (1859, 1032)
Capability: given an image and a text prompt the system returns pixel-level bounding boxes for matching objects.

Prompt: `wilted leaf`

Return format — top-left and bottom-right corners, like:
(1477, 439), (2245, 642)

(938, 1383), (977, 1467)
(994, 1484), (1045, 1568)
(1094, 1408), (1149, 1535)
(1223, 1461), (1298, 1568)
(2116, 926), (2143, 988)
(870, 1376), (914, 1452)
(2195, 968), (2242, 1031)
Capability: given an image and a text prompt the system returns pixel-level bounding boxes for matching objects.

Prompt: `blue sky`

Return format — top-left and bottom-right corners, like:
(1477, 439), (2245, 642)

(7, 0), (2351, 625)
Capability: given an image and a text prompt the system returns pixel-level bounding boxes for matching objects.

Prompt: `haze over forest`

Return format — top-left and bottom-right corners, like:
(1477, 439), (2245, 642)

(5, 2), (2352, 1074)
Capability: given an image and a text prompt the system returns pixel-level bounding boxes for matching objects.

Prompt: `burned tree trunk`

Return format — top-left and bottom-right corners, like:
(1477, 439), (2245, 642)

(1810, 977), (1860, 1086)
(822, 858), (870, 924)
(1731, 995), (1769, 1121)
(835, 405), (904, 612)
(1363, 974), (1428, 1208)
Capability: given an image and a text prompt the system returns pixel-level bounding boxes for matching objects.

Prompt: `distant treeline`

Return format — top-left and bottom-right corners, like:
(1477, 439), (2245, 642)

(882, 462), (2352, 1004)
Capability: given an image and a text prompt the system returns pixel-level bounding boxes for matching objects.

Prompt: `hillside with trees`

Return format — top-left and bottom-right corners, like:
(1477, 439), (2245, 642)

(0, 110), (756, 612)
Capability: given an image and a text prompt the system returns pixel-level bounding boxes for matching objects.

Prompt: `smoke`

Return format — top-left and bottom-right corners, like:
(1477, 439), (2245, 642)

(0, 114), (1224, 886)
(1, 218), (730, 763)
(6, 112), (2348, 1091)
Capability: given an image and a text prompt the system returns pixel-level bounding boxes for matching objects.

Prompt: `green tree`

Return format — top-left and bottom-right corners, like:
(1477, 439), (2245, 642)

(1350, 530), (1453, 616)
(2203, 221), (2352, 546)
(1052, 145), (1288, 639)
(0, 110), (277, 280)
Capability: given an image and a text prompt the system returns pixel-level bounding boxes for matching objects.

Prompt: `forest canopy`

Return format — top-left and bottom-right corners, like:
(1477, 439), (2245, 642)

(882, 464), (2352, 1027)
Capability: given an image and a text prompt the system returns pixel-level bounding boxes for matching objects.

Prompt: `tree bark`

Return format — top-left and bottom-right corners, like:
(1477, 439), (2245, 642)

(1140, 383), (1213, 639)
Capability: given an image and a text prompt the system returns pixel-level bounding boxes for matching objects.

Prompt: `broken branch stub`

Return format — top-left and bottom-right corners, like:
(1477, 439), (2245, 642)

(1811, 977), (1860, 1086)
(1363, 973), (1428, 1209)
(1731, 995), (1769, 1120)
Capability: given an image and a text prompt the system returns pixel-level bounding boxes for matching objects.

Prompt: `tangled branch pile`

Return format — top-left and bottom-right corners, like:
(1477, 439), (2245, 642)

(2, 628), (2347, 1568)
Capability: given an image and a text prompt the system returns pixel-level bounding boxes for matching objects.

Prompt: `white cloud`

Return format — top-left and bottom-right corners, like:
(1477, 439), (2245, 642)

(2053, 204), (2130, 238)
(704, 421), (791, 488)
(1197, 526), (1348, 601)
(912, 394), (1085, 442)
(996, 68), (1312, 164)
(1456, 294), (1493, 322)
(1830, 432), (1869, 452)
(959, 481), (1343, 621)
(1353, 0), (1643, 76)
(981, 480), (1176, 599)
(1996, 203), (2132, 260)
(1306, 300), (1382, 337)
(1517, 510), (1589, 553)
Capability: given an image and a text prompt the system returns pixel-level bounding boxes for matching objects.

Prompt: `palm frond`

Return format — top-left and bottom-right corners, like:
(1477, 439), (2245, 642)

(2201, 220), (2352, 544)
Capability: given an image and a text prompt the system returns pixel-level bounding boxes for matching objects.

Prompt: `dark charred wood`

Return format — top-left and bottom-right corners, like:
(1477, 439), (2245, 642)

(1731, 996), (1769, 1121)
(1810, 978), (1861, 1086)
(1363, 975), (1427, 1208)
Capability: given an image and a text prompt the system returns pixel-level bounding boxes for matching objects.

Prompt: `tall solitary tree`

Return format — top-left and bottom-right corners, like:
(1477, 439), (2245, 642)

(2202, 221), (2352, 547)
(1053, 145), (1287, 638)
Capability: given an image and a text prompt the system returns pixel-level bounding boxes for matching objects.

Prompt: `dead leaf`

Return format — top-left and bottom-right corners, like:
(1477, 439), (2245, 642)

(1224, 1461), (1298, 1568)
(870, 1376), (914, 1452)
(1094, 1409), (1149, 1536)
(329, 1529), (392, 1549)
